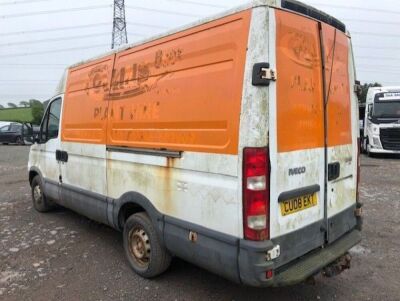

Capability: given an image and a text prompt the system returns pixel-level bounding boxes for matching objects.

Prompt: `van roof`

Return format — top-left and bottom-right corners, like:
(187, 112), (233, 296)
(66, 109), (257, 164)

(55, 0), (346, 95)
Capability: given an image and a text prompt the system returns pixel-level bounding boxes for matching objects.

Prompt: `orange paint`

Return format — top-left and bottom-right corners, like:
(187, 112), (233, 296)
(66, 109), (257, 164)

(61, 10), (251, 155)
(275, 10), (325, 153)
(321, 24), (352, 147)
(62, 55), (115, 144)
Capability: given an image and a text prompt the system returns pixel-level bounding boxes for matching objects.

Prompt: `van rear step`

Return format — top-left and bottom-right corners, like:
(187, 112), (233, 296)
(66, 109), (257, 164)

(273, 230), (361, 287)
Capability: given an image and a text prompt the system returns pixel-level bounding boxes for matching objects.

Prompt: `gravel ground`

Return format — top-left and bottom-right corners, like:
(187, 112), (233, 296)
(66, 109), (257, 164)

(0, 145), (399, 301)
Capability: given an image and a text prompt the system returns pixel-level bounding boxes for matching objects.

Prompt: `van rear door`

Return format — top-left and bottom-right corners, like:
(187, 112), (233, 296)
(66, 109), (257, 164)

(269, 9), (326, 267)
(321, 24), (357, 243)
(269, 9), (357, 267)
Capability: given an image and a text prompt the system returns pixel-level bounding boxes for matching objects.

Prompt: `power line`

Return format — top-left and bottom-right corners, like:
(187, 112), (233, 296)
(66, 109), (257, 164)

(0, 0), (52, 6)
(0, 22), (164, 37)
(0, 80), (58, 82)
(353, 45), (400, 50)
(358, 69), (400, 75)
(307, 3), (400, 15)
(126, 22), (168, 30)
(0, 82), (56, 85)
(357, 56), (400, 61)
(0, 44), (109, 58)
(0, 22), (110, 36)
(0, 32), (110, 47)
(166, 0), (227, 9)
(0, 0), (110, 5)
(0, 63), (65, 66)
(352, 31), (400, 38)
(0, 4), (111, 19)
(357, 64), (400, 70)
(342, 18), (400, 26)
(126, 5), (202, 18)
(0, 63), (67, 70)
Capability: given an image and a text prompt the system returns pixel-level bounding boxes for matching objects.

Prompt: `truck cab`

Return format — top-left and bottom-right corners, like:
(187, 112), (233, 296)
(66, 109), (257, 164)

(363, 87), (400, 155)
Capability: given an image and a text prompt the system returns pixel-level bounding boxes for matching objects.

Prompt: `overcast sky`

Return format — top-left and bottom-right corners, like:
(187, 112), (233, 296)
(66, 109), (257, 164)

(0, 0), (399, 106)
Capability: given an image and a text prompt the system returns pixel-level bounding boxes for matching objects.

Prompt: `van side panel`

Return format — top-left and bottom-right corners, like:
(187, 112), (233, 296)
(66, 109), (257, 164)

(61, 55), (114, 144)
(106, 11), (251, 155)
(106, 11), (252, 237)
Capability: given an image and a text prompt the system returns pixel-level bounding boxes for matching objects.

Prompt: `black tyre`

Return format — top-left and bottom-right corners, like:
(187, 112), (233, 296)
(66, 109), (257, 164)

(123, 212), (171, 278)
(31, 175), (54, 212)
(15, 136), (23, 145)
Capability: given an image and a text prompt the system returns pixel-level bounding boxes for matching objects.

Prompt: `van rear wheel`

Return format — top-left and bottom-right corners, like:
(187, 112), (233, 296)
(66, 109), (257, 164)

(123, 212), (171, 278)
(31, 175), (54, 212)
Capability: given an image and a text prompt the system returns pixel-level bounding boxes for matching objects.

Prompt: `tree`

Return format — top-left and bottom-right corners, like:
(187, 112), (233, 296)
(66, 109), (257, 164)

(19, 100), (30, 107)
(29, 99), (44, 124)
(7, 102), (17, 108)
(359, 82), (382, 104)
(0, 104), (4, 109)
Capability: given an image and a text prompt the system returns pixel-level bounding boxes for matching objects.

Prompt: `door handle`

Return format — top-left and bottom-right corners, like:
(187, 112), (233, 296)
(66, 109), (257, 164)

(56, 150), (68, 163)
(328, 162), (340, 181)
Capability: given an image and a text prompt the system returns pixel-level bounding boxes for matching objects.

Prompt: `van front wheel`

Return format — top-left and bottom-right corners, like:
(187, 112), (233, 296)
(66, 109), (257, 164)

(123, 212), (171, 278)
(31, 176), (54, 212)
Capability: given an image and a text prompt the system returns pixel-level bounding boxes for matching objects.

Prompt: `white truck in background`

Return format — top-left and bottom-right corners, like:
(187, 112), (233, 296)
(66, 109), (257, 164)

(362, 87), (400, 155)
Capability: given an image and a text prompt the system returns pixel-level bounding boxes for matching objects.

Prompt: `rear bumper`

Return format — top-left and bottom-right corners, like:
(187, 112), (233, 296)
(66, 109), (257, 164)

(238, 229), (361, 287)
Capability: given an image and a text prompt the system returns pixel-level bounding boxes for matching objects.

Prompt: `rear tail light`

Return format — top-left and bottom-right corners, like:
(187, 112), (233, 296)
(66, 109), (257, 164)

(356, 138), (361, 202)
(243, 147), (270, 241)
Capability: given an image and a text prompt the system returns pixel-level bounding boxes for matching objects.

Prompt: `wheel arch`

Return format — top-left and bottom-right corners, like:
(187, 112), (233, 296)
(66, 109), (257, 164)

(29, 167), (43, 186)
(113, 191), (164, 236)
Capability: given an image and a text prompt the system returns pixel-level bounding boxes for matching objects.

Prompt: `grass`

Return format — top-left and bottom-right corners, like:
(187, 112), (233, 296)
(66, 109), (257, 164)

(0, 107), (34, 123)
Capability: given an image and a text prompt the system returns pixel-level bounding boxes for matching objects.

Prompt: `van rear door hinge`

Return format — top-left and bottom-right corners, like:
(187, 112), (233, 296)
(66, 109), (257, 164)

(252, 62), (277, 86)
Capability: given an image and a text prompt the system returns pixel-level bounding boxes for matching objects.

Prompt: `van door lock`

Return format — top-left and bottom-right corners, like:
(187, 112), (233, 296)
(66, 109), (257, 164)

(252, 62), (277, 86)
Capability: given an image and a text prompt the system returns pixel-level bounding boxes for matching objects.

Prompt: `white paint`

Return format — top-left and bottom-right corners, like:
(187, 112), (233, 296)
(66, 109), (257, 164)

(28, 95), (64, 184)
(236, 5), (271, 238)
(60, 142), (107, 195)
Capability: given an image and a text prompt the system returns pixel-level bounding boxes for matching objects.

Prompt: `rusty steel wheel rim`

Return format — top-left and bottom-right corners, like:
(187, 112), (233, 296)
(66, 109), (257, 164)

(33, 185), (42, 205)
(129, 227), (151, 268)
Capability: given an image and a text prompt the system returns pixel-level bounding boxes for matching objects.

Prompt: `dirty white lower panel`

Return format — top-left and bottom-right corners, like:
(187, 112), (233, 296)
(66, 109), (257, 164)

(29, 138), (61, 183)
(107, 151), (240, 237)
(327, 144), (356, 218)
(60, 142), (107, 195)
(269, 148), (326, 239)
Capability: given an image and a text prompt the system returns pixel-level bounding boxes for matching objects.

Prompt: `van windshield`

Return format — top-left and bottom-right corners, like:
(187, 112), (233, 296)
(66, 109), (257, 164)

(373, 100), (400, 118)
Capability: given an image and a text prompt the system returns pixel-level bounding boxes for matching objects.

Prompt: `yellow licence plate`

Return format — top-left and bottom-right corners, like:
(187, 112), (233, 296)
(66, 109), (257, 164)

(280, 193), (318, 216)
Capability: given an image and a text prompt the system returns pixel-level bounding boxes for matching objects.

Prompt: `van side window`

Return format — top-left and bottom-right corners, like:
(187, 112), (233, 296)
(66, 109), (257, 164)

(41, 98), (62, 141)
(0, 125), (9, 132)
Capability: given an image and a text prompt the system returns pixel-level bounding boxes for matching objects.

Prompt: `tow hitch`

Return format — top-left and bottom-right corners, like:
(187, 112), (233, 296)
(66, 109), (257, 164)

(322, 253), (352, 278)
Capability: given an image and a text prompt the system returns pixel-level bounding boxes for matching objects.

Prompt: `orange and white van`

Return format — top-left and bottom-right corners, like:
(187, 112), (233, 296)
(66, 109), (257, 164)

(28, 0), (362, 287)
